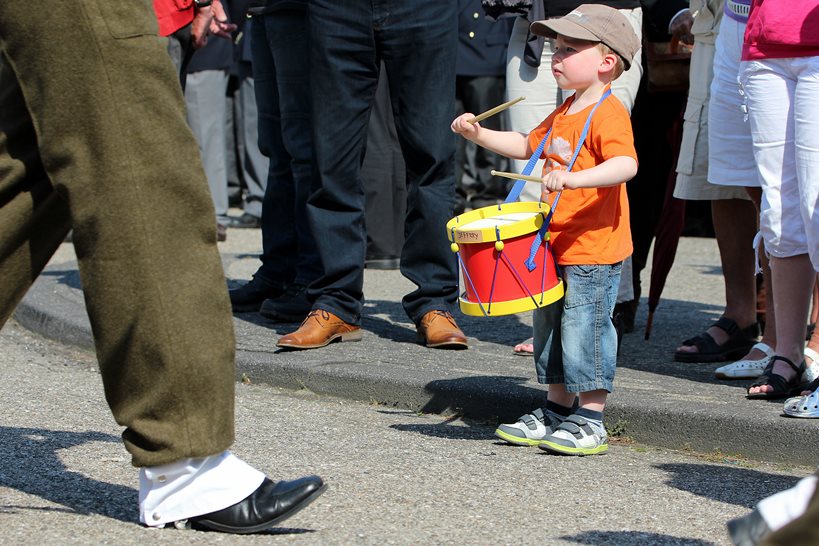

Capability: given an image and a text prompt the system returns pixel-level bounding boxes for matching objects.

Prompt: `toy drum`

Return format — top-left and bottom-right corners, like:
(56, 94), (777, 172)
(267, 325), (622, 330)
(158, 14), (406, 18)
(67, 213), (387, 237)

(446, 201), (564, 317)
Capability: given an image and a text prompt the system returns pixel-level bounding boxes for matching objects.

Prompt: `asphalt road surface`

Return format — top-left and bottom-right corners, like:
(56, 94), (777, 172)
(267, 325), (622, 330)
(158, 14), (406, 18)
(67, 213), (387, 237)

(0, 321), (810, 545)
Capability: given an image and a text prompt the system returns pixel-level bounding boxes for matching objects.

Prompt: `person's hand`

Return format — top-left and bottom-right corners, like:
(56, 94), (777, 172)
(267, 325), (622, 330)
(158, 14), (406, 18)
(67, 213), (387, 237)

(670, 10), (695, 47)
(191, 5), (213, 49)
(450, 113), (480, 141)
(209, 0), (236, 40)
(191, 0), (237, 49)
(541, 169), (574, 198)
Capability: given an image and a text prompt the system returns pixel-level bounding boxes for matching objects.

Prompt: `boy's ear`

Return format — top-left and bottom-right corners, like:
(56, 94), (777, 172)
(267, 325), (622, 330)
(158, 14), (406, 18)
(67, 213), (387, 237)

(599, 52), (618, 74)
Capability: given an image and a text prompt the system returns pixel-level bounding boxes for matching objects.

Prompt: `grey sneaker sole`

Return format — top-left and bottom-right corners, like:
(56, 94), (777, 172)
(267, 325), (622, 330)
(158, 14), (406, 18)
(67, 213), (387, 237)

(494, 428), (545, 446)
(538, 438), (608, 456)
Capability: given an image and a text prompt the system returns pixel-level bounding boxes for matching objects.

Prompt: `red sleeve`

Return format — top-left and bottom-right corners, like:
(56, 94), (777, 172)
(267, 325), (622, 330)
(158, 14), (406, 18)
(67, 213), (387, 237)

(153, 0), (194, 36)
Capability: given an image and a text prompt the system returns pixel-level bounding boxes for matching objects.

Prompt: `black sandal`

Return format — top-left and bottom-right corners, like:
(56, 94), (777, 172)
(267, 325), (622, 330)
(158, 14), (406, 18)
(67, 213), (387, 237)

(746, 356), (807, 400)
(799, 377), (819, 395)
(674, 317), (759, 363)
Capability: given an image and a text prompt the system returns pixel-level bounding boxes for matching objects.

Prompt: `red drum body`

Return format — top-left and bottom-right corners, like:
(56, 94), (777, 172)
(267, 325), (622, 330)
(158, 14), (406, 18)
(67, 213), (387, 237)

(446, 201), (564, 317)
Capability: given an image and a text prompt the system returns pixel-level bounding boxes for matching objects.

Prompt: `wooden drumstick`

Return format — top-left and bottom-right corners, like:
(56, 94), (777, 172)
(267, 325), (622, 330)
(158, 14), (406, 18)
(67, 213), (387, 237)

(490, 170), (541, 184)
(468, 96), (525, 124)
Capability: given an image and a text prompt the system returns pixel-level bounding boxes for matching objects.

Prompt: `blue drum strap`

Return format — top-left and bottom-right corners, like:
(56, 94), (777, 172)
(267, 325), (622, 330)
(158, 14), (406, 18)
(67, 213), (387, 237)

(523, 89), (612, 272)
(504, 129), (549, 204)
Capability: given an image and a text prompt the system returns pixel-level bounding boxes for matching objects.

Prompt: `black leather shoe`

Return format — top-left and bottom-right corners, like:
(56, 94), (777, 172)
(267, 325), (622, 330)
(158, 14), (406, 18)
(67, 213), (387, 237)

(189, 476), (325, 534)
(259, 284), (312, 322)
(229, 276), (285, 312)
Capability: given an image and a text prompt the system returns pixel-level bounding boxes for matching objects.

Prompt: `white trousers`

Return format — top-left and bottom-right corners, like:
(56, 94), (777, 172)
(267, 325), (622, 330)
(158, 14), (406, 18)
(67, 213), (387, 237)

(707, 16), (755, 187)
(741, 56), (819, 269)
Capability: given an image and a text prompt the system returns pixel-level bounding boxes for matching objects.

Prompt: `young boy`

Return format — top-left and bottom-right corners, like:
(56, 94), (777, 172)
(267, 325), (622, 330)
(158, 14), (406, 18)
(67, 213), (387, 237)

(451, 4), (640, 455)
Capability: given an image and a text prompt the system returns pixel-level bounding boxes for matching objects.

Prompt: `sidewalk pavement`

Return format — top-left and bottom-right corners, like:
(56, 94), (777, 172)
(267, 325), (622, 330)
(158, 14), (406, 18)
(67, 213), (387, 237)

(14, 228), (819, 466)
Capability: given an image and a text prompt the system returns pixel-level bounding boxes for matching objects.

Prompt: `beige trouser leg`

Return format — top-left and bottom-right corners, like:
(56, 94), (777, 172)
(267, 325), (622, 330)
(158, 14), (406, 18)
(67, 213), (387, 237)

(0, 0), (235, 467)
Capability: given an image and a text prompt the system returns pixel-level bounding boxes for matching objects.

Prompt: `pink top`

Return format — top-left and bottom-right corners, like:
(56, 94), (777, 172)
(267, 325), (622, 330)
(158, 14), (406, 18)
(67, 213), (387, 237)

(742, 0), (819, 60)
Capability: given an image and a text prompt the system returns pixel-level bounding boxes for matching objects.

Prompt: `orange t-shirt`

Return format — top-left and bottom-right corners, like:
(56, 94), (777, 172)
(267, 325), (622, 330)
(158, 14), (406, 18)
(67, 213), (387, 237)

(526, 92), (636, 266)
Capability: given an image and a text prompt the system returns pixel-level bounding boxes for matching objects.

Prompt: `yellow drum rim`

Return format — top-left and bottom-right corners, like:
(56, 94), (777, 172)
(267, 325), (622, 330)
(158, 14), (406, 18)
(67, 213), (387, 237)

(446, 201), (551, 244)
(458, 280), (565, 317)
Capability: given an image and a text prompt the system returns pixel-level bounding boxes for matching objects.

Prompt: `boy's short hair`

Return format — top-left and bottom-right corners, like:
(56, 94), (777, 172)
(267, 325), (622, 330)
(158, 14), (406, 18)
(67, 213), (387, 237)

(529, 4), (640, 71)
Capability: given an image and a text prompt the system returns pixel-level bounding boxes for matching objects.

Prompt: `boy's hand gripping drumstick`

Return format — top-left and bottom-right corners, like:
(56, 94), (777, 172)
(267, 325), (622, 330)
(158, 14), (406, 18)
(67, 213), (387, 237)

(490, 170), (541, 184)
(468, 96), (525, 124)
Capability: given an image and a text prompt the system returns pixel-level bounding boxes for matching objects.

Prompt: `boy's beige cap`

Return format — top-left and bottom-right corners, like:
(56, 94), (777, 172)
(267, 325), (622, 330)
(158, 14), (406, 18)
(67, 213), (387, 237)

(530, 4), (641, 70)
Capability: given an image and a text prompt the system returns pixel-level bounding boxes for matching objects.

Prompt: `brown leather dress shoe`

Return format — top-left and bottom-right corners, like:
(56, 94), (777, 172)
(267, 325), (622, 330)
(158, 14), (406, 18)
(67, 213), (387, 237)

(417, 310), (468, 349)
(277, 309), (362, 349)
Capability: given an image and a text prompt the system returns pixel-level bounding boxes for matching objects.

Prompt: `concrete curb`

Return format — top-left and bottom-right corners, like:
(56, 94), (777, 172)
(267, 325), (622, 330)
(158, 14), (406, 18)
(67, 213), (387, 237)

(14, 256), (819, 467)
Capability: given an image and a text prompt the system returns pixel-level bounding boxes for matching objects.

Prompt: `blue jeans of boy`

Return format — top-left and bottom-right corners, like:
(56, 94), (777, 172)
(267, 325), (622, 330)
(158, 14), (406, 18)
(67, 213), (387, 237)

(534, 263), (622, 393)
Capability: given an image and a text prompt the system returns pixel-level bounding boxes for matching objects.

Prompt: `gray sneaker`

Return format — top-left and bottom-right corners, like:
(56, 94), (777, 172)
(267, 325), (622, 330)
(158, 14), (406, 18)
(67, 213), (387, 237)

(494, 408), (562, 446)
(538, 414), (608, 456)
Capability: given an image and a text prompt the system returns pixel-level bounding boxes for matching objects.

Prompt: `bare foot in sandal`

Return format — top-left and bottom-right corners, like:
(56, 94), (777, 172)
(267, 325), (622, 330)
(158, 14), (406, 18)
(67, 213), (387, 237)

(675, 325), (730, 353)
(674, 316), (758, 363)
(747, 354), (805, 399)
(796, 379), (819, 397)
(513, 337), (534, 356)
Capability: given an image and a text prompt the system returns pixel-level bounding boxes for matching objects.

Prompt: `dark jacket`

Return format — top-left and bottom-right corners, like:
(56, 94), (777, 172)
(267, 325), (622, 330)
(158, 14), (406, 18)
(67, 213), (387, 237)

(247, 0), (306, 15)
(187, 0), (234, 73)
(458, 0), (514, 77)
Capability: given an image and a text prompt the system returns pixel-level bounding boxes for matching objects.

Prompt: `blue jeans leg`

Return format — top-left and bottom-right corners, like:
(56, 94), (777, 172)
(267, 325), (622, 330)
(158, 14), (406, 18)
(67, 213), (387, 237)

(307, 0), (459, 324)
(379, 0), (460, 321)
(251, 11), (321, 288)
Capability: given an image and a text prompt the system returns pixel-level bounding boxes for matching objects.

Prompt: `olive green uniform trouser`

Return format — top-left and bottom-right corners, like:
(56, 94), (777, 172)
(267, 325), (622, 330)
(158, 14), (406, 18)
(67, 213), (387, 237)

(0, 0), (235, 467)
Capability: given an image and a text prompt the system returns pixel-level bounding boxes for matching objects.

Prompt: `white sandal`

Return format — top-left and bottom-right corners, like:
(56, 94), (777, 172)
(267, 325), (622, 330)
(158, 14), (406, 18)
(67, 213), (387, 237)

(714, 342), (774, 380)
(783, 381), (819, 418)
(801, 347), (819, 383)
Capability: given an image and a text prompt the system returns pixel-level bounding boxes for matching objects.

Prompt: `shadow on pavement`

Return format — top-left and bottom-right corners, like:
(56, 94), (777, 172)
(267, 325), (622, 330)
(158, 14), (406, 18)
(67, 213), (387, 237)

(421, 375), (547, 422)
(562, 530), (712, 545)
(656, 462), (801, 509)
(0, 426), (320, 535)
(40, 268), (82, 290)
(388, 413), (496, 441)
(0, 426), (133, 523)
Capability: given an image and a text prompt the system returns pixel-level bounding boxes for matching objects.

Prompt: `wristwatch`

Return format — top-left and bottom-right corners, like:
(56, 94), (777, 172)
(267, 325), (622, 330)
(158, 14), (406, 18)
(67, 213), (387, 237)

(193, 0), (213, 7)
